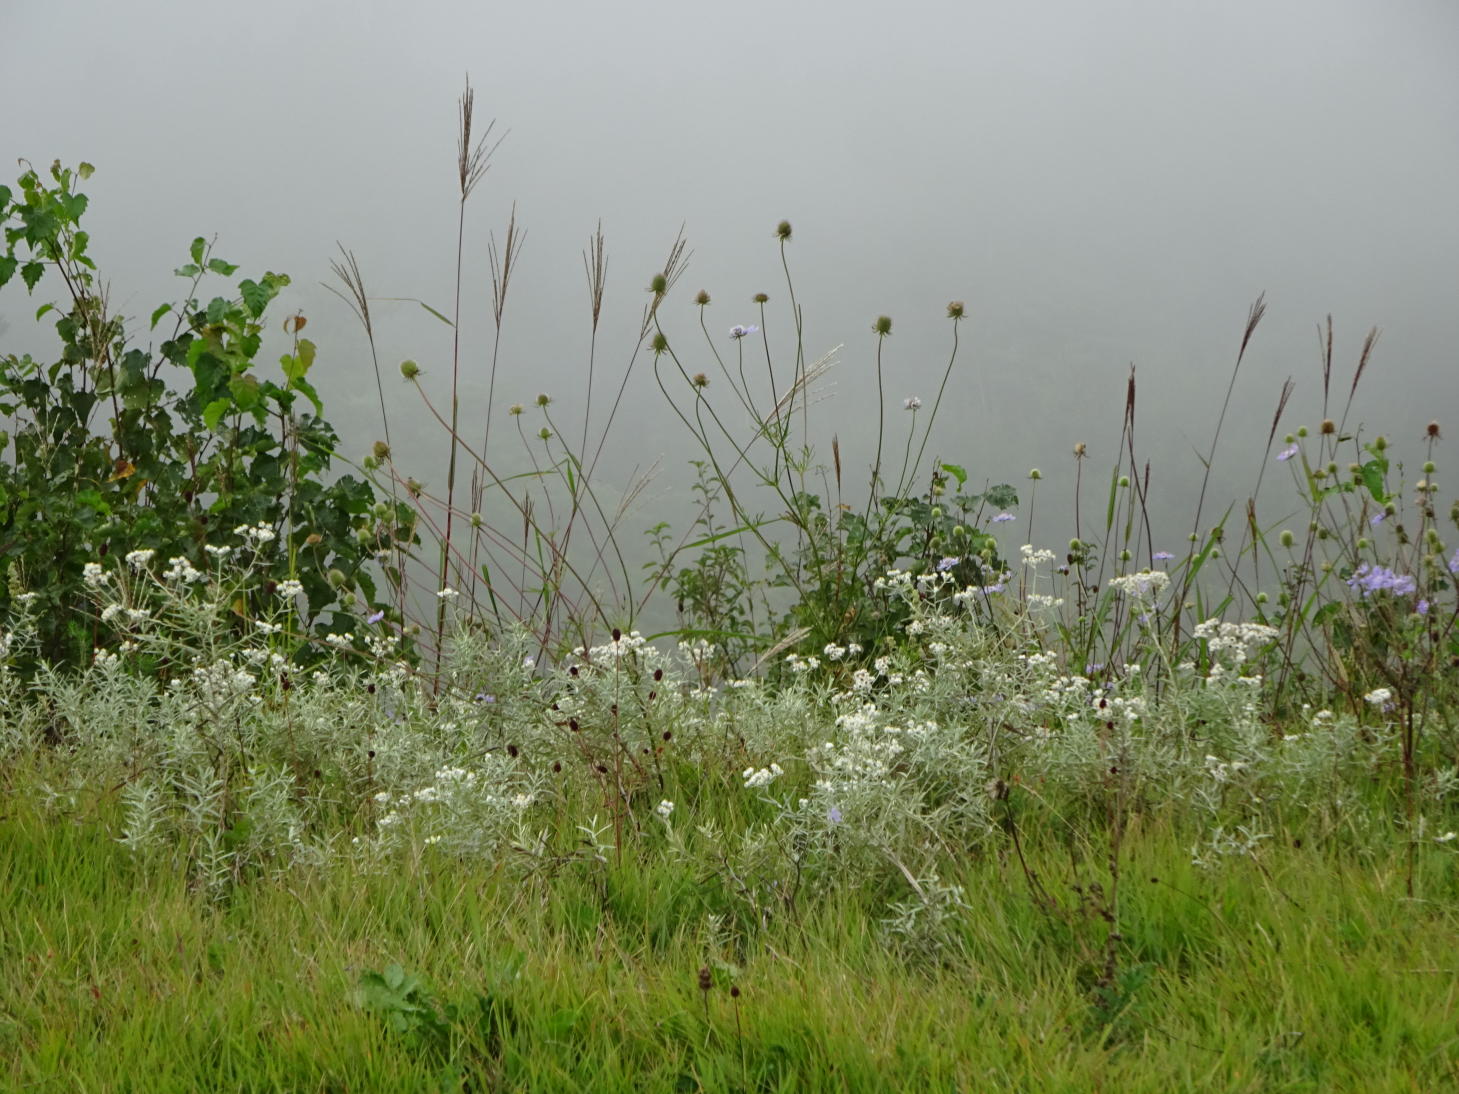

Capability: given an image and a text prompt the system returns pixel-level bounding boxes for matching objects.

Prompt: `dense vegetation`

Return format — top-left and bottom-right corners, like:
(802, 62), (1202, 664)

(2, 125), (1455, 1089)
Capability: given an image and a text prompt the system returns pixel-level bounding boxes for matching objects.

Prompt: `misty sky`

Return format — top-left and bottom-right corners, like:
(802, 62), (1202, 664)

(4, 0), (1457, 583)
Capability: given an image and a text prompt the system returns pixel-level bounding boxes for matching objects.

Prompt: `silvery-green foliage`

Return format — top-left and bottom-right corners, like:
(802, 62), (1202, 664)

(361, 756), (540, 859)
(881, 870), (970, 964)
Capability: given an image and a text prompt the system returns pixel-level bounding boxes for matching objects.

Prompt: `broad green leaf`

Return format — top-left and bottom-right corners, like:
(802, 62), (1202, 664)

(280, 337), (316, 384)
(203, 396), (232, 431)
(239, 278), (270, 317)
(174, 263), (200, 278)
(0, 255), (15, 288)
(35, 303), (55, 321)
(940, 462), (967, 487)
(150, 303), (172, 329)
(20, 261), (43, 292)
(206, 257), (238, 276)
(290, 375), (323, 416)
(77, 162), (94, 180)
(0, 184), (11, 206)
(190, 237), (206, 266)
(228, 373), (261, 411)
(1359, 460), (1387, 503)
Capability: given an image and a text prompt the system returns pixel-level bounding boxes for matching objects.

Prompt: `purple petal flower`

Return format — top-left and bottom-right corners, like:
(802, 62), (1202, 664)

(1153, 551), (1174, 562)
(1417, 599), (1430, 616)
(1346, 563), (1416, 598)
(729, 324), (760, 340)
(1369, 513), (1385, 527)
(1276, 444), (1299, 462)
(992, 512), (1015, 523)
(367, 610), (386, 625)
(827, 805), (843, 825)
(937, 556), (960, 572)
(1449, 549), (1459, 576)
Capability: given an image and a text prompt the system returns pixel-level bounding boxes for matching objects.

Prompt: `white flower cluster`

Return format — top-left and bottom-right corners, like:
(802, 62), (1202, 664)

(82, 561), (110, 588)
(125, 548), (155, 571)
(1192, 619), (1278, 666)
(234, 522), (277, 547)
(573, 629), (649, 662)
(1106, 570), (1170, 601)
(162, 556), (204, 585)
(743, 763), (784, 789)
(1020, 545), (1056, 568)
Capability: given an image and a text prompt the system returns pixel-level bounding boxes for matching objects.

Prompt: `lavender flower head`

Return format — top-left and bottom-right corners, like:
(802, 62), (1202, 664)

(1346, 562), (1416, 598)
(729, 324), (760, 340)
(991, 512), (1015, 524)
(1276, 443), (1299, 462)
(936, 556), (960, 572)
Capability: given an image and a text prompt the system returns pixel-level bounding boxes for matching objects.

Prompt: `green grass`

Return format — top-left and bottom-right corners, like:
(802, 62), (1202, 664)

(4, 765), (1457, 1092)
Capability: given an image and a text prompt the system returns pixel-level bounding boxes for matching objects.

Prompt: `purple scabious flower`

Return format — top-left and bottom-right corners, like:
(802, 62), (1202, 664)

(936, 556), (960, 572)
(1369, 513), (1386, 527)
(1417, 599), (1430, 616)
(366, 610), (386, 625)
(1276, 444), (1299, 462)
(992, 512), (1015, 524)
(1153, 551), (1174, 562)
(729, 324), (759, 340)
(1346, 562), (1416, 598)
(827, 805), (843, 825)
(1449, 549), (1459, 576)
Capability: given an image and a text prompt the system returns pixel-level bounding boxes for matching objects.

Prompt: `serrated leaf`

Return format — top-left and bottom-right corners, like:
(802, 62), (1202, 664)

(0, 184), (12, 206)
(150, 303), (172, 329)
(190, 237), (206, 266)
(940, 462), (967, 487)
(206, 257), (238, 276)
(20, 261), (43, 292)
(174, 263), (200, 279)
(0, 255), (15, 288)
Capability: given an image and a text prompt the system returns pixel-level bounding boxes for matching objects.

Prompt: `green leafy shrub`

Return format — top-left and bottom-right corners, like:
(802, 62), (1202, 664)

(0, 160), (417, 673)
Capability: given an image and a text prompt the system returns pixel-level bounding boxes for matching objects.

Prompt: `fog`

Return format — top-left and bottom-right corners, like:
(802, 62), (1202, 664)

(4, 0), (1458, 624)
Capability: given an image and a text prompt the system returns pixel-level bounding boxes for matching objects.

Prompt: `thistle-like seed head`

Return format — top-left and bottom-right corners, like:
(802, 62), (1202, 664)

(399, 359), (420, 380)
(753, 292), (769, 304)
(946, 301), (965, 320)
(695, 289), (711, 306)
(372, 440), (391, 461)
(775, 220), (792, 241)
(872, 315), (893, 336)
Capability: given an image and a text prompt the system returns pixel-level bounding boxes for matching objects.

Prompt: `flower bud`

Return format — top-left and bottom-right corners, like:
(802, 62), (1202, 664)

(872, 315), (893, 336)
(399, 359), (420, 380)
(775, 220), (792, 241)
(372, 440), (391, 461)
(695, 289), (711, 306)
